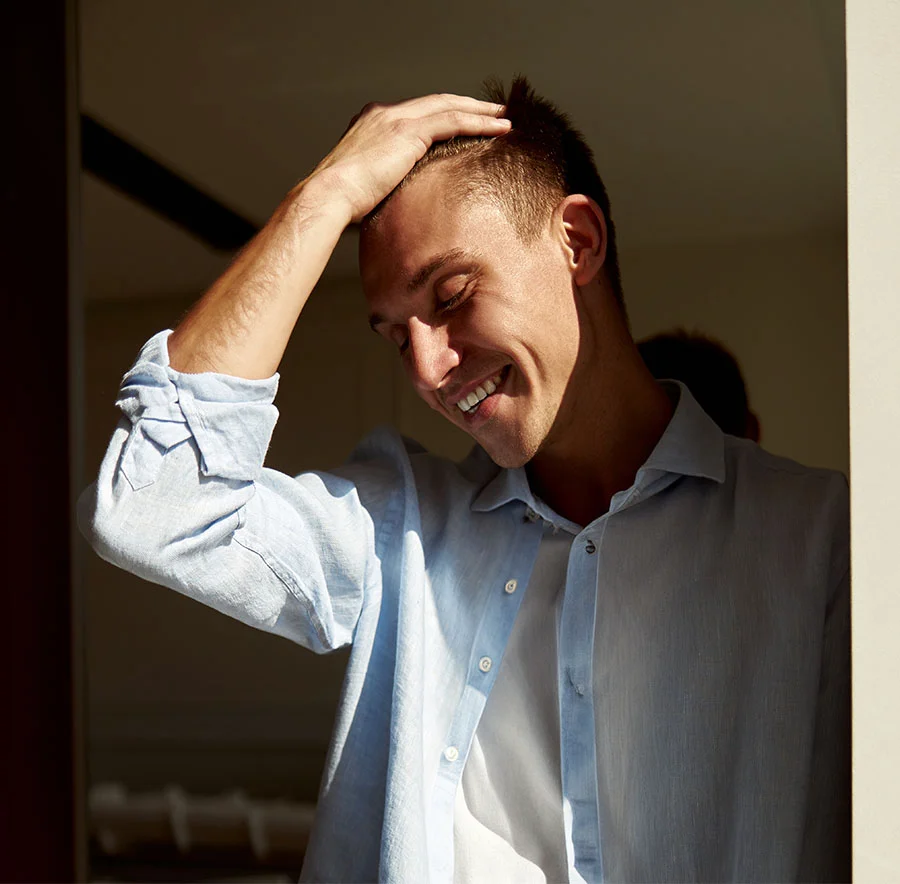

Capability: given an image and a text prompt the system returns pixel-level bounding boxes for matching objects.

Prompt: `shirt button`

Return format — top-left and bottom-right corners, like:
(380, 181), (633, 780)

(504, 579), (518, 594)
(585, 540), (597, 554)
(444, 746), (459, 762)
(478, 656), (493, 673)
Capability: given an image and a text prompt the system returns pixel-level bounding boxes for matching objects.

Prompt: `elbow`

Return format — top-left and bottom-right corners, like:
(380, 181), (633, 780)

(76, 477), (175, 576)
(77, 479), (141, 570)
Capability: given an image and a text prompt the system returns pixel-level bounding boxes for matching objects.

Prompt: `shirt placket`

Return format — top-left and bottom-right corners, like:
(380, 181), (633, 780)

(428, 512), (544, 883)
(558, 523), (605, 883)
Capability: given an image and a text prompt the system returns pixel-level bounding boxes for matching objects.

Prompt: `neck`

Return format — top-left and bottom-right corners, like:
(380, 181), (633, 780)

(526, 319), (674, 527)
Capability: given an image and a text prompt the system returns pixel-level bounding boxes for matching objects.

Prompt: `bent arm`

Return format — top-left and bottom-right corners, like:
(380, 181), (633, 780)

(80, 91), (508, 646)
(78, 331), (381, 653)
(167, 94), (510, 379)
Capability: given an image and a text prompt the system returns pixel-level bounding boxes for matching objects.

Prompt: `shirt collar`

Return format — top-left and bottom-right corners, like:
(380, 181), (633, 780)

(468, 381), (726, 514)
(639, 380), (726, 484)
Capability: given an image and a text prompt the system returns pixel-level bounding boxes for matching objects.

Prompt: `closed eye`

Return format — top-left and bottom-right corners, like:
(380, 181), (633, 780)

(437, 285), (471, 314)
(440, 291), (465, 311)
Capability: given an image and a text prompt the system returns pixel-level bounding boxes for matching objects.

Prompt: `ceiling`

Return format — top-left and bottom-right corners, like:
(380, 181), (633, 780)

(80, 0), (846, 301)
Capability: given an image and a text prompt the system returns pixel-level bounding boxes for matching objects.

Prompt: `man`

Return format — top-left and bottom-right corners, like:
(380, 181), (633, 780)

(637, 330), (762, 441)
(81, 79), (849, 883)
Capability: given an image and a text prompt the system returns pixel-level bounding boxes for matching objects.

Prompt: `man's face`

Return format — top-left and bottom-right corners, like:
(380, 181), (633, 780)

(360, 164), (585, 468)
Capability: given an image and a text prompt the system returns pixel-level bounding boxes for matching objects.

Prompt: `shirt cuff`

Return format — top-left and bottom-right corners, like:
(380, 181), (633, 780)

(116, 330), (280, 482)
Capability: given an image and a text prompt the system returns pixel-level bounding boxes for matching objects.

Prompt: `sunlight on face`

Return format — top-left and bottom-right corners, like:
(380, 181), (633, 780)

(360, 164), (584, 467)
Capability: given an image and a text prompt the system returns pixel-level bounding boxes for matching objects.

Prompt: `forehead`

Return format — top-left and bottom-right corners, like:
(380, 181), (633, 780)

(359, 165), (510, 303)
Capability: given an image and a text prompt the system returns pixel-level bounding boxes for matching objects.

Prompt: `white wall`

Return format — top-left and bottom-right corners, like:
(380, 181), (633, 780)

(847, 0), (900, 878)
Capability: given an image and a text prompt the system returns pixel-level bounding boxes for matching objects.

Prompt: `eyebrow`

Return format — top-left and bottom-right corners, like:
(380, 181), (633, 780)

(406, 248), (469, 293)
(367, 247), (472, 331)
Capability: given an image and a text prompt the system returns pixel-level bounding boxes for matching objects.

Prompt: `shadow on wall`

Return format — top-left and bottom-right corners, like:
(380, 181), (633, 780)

(638, 329), (761, 442)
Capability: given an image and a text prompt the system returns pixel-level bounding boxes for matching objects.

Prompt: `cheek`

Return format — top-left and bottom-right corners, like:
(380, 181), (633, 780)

(443, 301), (504, 355)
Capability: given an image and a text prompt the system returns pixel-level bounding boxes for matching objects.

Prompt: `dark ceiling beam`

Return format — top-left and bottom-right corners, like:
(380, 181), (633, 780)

(81, 114), (259, 251)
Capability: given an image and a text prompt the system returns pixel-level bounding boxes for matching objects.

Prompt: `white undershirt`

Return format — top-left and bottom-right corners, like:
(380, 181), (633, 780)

(453, 526), (575, 883)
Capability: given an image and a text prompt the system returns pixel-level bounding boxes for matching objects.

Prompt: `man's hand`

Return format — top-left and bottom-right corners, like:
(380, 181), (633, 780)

(168, 92), (508, 379)
(308, 94), (511, 224)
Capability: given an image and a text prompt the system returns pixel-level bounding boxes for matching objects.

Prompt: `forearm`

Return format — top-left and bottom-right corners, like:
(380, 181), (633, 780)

(167, 95), (509, 379)
(168, 173), (351, 379)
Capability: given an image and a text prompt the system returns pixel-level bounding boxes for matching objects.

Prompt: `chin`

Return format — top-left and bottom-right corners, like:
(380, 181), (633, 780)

(488, 452), (531, 470)
(478, 436), (537, 470)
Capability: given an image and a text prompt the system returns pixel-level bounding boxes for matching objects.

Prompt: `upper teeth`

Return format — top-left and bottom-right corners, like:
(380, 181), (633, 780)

(457, 372), (503, 413)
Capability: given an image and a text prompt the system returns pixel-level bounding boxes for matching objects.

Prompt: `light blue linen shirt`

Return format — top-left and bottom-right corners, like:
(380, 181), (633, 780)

(79, 330), (850, 883)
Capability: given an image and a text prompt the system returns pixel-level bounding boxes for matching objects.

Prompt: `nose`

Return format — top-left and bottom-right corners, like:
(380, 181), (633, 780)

(405, 318), (460, 394)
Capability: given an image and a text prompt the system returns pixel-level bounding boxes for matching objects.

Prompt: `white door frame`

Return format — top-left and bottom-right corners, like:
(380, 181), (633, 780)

(847, 1), (900, 879)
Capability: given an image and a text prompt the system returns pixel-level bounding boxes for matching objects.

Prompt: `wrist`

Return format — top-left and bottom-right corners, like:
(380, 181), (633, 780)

(287, 171), (355, 230)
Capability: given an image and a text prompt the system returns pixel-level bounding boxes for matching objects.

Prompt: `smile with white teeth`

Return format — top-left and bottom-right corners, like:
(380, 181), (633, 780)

(456, 371), (504, 414)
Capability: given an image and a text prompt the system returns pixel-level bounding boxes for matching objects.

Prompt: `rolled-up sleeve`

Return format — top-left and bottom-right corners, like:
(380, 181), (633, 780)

(78, 330), (380, 653)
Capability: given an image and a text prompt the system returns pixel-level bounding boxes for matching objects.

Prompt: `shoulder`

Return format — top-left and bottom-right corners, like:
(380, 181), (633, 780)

(723, 436), (849, 577)
(333, 424), (494, 505)
(724, 436), (847, 501)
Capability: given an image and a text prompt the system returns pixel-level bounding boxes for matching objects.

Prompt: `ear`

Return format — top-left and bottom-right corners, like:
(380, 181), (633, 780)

(558, 194), (608, 286)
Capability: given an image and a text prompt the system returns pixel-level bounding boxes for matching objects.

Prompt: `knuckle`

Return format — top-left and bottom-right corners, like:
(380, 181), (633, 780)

(359, 100), (383, 117)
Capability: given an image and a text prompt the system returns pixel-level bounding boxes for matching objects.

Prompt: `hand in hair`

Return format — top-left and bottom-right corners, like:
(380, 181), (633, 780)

(166, 94), (508, 379)
(311, 94), (511, 224)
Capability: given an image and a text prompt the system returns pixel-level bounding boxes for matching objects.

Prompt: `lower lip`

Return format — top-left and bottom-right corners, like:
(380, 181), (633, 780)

(459, 367), (509, 428)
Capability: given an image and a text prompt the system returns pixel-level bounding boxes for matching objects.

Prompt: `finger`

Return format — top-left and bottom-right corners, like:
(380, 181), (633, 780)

(342, 100), (390, 137)
(342, 102), (380, 137)
(389, 93), (507, 121)
(343, 94), (504, 138)
(420, 109), (512, 146)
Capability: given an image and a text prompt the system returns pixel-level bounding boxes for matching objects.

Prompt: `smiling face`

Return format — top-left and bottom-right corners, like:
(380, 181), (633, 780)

(360, 162), (590, 468)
